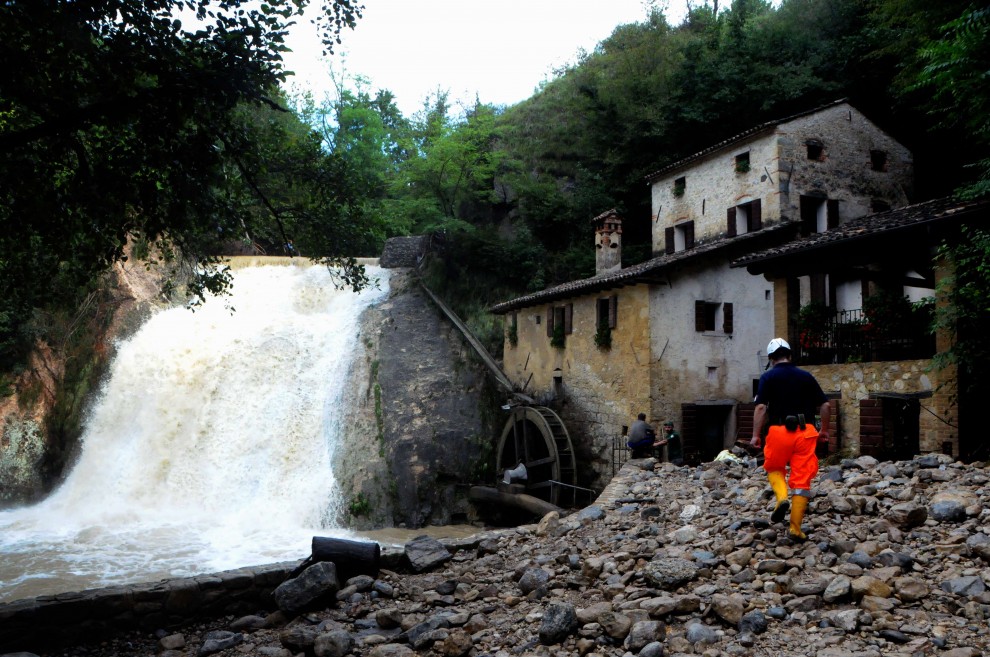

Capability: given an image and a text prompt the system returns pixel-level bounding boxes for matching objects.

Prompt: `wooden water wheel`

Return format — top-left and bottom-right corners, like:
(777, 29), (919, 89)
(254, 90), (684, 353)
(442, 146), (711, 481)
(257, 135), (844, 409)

(495, 406), (576, 506)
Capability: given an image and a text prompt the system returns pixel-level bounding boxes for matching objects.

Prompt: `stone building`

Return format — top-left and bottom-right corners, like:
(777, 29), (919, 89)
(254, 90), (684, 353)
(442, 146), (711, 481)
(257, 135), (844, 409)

(491, 101), (920, 488)
(734, 196), (990, 462)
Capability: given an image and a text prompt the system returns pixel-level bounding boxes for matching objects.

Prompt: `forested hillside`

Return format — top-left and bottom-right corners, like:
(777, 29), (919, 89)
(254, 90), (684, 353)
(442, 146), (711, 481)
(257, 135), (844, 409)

(326, 0), (987, 356)
(2, 0), (987, 383)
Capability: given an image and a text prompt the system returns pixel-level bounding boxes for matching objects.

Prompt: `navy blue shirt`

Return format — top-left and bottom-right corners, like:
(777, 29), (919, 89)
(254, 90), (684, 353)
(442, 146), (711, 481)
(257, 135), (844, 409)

(754, 362), (827, 422)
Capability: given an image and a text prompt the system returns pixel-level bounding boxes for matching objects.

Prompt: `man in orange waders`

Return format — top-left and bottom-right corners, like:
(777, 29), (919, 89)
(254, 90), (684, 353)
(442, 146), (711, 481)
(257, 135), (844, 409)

(750, 338), (830, 541)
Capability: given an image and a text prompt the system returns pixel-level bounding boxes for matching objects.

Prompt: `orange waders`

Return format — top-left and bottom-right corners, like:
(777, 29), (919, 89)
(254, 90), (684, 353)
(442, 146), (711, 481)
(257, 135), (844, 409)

(763, 423), (820, 540)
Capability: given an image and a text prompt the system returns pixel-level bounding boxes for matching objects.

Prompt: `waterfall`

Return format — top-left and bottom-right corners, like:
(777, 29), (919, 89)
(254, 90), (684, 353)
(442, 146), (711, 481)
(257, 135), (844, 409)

(0, 262), (390, 602)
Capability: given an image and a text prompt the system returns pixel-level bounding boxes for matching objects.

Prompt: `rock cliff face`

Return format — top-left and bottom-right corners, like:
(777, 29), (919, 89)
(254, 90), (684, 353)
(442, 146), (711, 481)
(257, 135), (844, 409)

(0, 254), (167, 507)
(335, 269), (500, 529)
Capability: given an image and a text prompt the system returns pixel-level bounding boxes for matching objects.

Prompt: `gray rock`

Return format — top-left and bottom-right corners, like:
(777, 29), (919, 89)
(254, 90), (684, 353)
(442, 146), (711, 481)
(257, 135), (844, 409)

(404, 536), (452, 573)
(711, 593), (744, 625)
(874, 551), (913, 572)
(198, 630), (242, 656)
(314, 630), (353, 657)
(643, 557), (699, 590)
(538, 602), (578, 645)
(823, 575), (852, 603)
(347, 574), (375, 592)
(893, 576), (929, 602)
(403, 615), (451, 647)
(846, 551), (874, 568)
(739, 610), (768, 634)
(930, 491), (974, 522)
(273, 561), (340, 616)
(789, 576), (828, 596)
(160, 634), (186, 650)
(574, 505), (606, 522)
(230, 615), (266, 632)
(599, 611), (633, 639)
(638, 641), (665, 657)
(625, 620), (665, 651)
(684, 622), (718, 645)
(887, 502), (927, 528)
(941, 576), (987, 596)
(438, 629), (473, 657)
(375, 607), (403, 629)
(369, 645), (415, 657)
(518, 567), (550, 594)
(280, 626), (318, 653)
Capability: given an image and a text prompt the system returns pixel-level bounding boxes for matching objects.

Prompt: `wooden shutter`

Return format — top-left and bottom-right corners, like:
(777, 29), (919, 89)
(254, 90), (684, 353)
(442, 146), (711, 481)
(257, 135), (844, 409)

(722, 302), (734, 334)
(695, 300), (706, 332)
(859, 399), (883, 458)
(665, 227), (675, 254)
(684, 221), (695, 249)
(750, 198), (762, 230)
(546, 306), (554, 338)
(827, 199), (840, 230)
(680, 403), (699, 465)
(564, 303), (573, 334)
(811, 273), (827, 304)
(816, 399), (840, 459)
(727, 207), (737, 237)
(736, 402), (756, 444)
(608, 295), (618, 329)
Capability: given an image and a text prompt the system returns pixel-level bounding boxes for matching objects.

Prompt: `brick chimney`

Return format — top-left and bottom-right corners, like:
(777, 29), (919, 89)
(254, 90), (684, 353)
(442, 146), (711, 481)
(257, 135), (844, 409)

(592, 209), (622, 275)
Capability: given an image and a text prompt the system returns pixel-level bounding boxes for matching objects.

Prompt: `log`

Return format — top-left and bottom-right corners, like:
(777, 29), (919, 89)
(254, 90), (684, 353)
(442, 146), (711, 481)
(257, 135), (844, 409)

(469, 486), (561, 518)
(291, 537), (381, 581)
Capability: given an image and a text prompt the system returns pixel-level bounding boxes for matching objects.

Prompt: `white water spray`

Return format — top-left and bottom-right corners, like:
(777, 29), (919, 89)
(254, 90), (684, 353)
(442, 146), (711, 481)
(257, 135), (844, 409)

(0, 262), (389, 602)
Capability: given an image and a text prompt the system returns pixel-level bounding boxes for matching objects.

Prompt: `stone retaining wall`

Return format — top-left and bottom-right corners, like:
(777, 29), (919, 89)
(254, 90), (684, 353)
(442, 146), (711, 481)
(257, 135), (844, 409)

(0, 561), (300, 654)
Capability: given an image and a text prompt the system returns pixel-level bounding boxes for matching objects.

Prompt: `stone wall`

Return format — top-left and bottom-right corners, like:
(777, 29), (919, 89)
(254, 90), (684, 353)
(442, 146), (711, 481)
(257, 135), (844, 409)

(808, 359), (957, 456)
(380, 236), (428, 268)
(649, 102), (914, 255)
(501, 284), (653, 488)
(0, 561), (298, 654)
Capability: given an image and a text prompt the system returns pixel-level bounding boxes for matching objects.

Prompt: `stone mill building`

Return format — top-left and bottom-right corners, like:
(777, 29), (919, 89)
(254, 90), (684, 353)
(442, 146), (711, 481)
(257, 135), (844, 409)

(491, 99), (985, 490)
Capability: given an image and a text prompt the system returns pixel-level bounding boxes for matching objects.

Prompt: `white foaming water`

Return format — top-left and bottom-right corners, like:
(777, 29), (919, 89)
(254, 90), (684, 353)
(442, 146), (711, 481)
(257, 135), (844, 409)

(0, 263), (390, 602)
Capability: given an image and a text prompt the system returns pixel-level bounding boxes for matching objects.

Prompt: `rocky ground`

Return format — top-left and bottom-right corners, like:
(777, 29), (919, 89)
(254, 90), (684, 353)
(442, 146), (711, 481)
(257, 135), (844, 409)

(25, 452), (990, 657)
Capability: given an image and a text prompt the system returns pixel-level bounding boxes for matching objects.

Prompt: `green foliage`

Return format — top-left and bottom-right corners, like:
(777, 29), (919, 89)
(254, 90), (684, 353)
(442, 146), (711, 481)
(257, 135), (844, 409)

(933, 226), (990, 395)
(863, 290), (914, 338)
(550, 323), (566, 349)
(507, 321), (518, 347)
(0, 0), (367, 370)
(594, 325), (612, 350)
(348, 492), (372, 518)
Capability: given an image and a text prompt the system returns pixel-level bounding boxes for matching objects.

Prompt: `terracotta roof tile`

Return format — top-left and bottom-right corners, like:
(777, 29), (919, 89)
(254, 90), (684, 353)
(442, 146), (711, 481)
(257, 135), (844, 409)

(731, 196), (990, 269)
(490, 224), (793, 314)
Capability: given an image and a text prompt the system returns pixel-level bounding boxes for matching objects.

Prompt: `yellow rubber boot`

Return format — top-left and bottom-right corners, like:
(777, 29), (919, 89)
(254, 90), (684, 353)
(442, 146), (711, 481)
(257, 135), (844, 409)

(789, 494), (809, 541)
(767, 470), (789, 523)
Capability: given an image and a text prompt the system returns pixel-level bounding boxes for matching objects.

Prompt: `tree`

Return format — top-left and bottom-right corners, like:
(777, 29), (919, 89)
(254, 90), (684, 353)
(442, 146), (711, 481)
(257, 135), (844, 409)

(0, 0), (365, 367)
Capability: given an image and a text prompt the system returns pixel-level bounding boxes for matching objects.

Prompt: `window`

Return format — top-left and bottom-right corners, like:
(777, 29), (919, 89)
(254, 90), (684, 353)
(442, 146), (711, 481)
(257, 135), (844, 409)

(596, 296), (617, 349)
(734, 152), (750, 173)
(673, 176), (686, 197)
(727, 198), (762, 237)
(546, 303), (572, 347)
(694, 301), (733, 334)
(806, 139), (825, 161)
(596, 296), (618, 330)
(799, 196), (839, 236)
(870, 150), (888, 172)
(665, 220), (695, 254)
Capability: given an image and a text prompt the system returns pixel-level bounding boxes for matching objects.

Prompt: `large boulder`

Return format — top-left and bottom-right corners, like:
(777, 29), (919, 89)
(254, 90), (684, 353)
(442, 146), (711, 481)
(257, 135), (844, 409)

(273, 562), (340, 616)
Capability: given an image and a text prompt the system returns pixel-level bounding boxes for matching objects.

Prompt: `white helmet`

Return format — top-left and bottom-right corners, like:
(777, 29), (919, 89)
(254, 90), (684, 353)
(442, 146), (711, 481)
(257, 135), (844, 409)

(767, 337), (791, 357)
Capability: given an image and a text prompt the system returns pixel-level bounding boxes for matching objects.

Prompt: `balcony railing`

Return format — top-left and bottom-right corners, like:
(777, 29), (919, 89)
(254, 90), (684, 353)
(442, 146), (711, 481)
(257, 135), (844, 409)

(798, 306), (936, 365)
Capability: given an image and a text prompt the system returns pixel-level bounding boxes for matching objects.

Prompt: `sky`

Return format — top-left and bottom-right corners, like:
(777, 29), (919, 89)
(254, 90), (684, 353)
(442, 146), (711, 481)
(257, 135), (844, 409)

(281, 0), (685, 117)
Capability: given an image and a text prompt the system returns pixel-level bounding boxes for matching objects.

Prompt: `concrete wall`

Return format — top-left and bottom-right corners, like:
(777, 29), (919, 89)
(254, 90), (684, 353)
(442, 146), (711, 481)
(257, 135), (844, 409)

(650, 260), (774, 440)
(808, 359), (958, 456)
(502, 284), (652, 485)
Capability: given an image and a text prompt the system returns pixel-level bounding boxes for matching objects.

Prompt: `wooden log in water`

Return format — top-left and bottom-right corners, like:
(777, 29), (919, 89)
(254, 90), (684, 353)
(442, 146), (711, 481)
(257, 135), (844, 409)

(469, 485), (561, 518)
